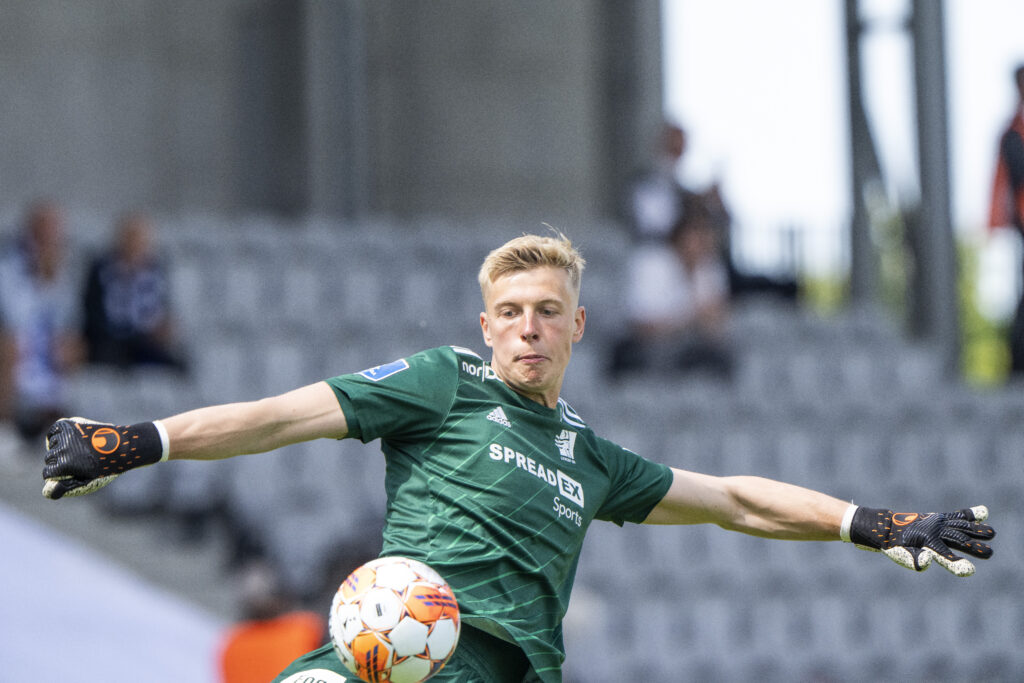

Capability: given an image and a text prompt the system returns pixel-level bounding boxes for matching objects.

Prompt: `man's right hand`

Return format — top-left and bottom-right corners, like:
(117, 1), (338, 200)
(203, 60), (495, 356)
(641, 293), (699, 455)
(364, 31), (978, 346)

(42, 418), (163, 499)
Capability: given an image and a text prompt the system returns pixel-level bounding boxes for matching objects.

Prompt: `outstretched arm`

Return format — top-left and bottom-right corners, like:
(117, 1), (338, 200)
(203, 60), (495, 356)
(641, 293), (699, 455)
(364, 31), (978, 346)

(162, 381), (348, 460)
(42, 381), (347, 499)
(643, 468), (847, 540)
(644, 467), (995, 576)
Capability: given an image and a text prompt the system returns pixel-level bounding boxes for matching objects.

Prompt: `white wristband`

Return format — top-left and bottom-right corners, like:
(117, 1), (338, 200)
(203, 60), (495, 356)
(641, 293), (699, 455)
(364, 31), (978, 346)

(839, 503), (858, 543)
(153, 420), (171, 462)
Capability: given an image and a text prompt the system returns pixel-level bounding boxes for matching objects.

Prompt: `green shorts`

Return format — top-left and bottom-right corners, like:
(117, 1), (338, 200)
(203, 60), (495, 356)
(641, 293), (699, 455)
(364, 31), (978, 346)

(271, 624), (533, 683)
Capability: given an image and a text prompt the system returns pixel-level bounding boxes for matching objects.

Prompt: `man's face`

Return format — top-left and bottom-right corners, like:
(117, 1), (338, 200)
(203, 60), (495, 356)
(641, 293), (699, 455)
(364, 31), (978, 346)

(480, 266), (586, 408)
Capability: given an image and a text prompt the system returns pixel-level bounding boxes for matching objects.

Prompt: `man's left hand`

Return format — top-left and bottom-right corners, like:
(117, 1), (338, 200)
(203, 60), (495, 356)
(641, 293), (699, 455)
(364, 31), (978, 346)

(848, 505), (995, 577)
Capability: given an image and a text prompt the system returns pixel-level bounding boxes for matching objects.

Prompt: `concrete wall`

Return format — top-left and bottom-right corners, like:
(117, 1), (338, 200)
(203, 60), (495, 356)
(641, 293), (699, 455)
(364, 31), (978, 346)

(0, 1), (662, 225)
(0, 1), (246, 213)
(363, 0), (664, 223)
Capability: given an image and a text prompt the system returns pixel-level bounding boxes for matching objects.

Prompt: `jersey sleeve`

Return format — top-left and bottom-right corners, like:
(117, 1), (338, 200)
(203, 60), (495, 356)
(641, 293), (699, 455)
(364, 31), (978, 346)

(593, 437), (673, 526)
(324, 346), (459, 443)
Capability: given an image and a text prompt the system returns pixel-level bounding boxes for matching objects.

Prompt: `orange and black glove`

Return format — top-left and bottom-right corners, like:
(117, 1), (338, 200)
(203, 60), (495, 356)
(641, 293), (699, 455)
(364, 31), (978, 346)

(843, 505), (995, 577)
(42, 417), (166, 500)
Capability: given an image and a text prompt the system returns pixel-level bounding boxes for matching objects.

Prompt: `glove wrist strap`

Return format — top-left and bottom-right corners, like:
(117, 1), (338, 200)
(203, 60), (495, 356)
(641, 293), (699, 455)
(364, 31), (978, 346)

(123, 422), (164, 469)
(848, 506), (889, 549)
(153, 420), (170, 462)
(839, 503), (858, 543)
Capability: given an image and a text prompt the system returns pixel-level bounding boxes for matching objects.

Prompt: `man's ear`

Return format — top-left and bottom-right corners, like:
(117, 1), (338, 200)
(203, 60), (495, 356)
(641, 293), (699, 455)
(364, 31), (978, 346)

(480, 311), (493, 347)
(572, 306), (586, 343)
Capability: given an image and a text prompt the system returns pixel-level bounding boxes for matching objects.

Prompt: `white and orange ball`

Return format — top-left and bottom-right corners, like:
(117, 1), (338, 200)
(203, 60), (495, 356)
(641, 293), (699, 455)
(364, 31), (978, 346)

(329, 557), (461, 683)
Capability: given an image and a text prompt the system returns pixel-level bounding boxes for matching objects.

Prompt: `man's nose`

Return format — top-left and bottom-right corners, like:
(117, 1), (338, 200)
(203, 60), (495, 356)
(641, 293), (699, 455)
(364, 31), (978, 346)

(520, 311), (539, 340)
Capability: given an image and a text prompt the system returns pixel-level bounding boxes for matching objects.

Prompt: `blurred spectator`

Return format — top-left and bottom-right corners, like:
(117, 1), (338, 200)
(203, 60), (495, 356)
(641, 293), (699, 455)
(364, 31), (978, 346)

(82, 212), (187, 371)
(988, 64), (1024, 376)
(627, 122), (712, 244)
(627, 121), (798, 303)
(219, 560), (326, 683)
(0, 201), (84, 446)
(608, 194), (734, 379)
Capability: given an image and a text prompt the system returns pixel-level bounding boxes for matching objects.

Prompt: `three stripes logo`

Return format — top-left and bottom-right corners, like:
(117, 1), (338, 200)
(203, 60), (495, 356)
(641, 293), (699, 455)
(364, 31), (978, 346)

(486, 406), (512, 428)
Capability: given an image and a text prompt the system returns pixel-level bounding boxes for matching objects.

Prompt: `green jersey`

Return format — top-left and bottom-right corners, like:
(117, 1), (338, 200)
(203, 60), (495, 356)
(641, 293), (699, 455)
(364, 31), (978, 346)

(326, 346), (672, 682)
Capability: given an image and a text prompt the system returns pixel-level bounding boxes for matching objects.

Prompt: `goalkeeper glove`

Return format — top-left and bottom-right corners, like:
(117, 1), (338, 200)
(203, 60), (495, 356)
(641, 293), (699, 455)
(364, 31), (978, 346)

(842, 504), (995, 577)
(42, 417), (167, 500)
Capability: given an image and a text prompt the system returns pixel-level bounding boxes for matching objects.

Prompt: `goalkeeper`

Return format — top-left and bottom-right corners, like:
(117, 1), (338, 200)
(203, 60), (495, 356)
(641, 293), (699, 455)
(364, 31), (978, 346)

(41, 234), (995, 683)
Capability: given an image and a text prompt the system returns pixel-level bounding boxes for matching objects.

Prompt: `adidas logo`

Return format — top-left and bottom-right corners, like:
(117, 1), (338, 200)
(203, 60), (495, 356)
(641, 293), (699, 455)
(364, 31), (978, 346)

(486, 406), (512, 428)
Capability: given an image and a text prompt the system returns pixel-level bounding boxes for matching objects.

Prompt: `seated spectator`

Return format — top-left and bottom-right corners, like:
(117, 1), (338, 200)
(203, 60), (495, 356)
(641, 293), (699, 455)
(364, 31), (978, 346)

(82, 212), (187, 371)
(0, 200), (84, 445)
(628, 122), (704, 244)
(628, 121), (798, 304)
(609, 194), (734, 379)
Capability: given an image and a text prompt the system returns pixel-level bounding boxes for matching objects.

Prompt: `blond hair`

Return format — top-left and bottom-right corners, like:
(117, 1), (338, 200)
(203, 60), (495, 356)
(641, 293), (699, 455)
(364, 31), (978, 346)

(478, 232), (586, 300)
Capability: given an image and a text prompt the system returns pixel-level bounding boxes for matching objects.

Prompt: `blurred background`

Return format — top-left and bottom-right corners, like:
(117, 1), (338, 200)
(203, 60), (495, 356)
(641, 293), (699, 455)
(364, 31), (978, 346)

(0, 1), (1021, 681)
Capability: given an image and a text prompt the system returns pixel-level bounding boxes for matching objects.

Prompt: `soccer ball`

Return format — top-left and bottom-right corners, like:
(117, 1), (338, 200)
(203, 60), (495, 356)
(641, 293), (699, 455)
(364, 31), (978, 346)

(329, 556), (461, 683)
